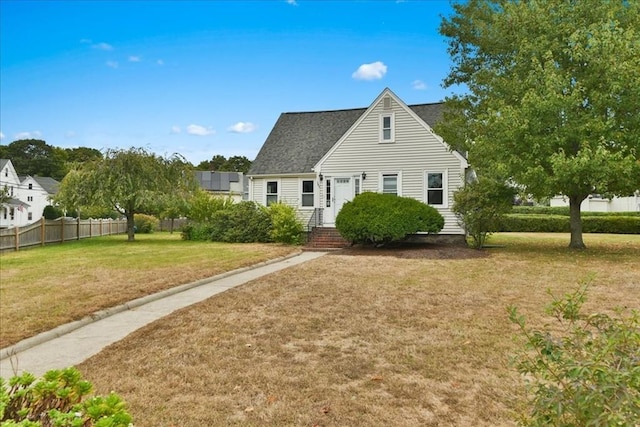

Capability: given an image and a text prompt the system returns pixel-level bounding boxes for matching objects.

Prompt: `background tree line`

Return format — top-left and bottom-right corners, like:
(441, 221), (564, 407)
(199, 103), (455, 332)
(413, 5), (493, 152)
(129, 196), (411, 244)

(0, 139), (252, 179)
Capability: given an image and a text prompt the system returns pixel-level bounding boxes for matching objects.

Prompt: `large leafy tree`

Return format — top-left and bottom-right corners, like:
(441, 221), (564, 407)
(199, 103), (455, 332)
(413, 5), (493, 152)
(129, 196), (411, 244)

(437, 0), (640, 249)
(57, 147), (196, 241)
(0, 139), (67, 180)
(195, 154), (252, 173)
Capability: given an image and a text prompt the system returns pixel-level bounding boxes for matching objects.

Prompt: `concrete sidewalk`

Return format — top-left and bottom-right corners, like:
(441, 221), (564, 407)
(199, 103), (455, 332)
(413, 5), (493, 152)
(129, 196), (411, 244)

(0, 251), (326, 378)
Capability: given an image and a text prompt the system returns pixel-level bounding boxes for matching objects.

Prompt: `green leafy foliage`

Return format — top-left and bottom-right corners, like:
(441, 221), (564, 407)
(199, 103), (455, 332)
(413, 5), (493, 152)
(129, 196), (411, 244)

(186, 190), (233, 223)
(133, 214), (159, 234)
(335, 192), (444, 246)
(209, 201), (272, 243)
(452, 178), (515, 249)
(195, 154), (252, 173)
(267, 202), (304, 245)
(437, 0), (640, 249)
(508, 283), (640, 426)
(56, 147), (197, 241)
(498, 214), (640, 234)
(0, 367), (132, 426)
(42, 205), (64, 220)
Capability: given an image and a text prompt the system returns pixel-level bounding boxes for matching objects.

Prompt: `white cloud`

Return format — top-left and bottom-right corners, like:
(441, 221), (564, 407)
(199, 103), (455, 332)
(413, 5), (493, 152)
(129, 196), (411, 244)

(352, 61), (388, 81)
(157, 59), (164, 66)
(15, 131), (42, 139)
(0, 131), (4, 140)
(128, 55), (141, 62)
(92, 42), (114, 51)
(227, 122), (256, 133)
(412, 79), (427, 90)
(170, 126), (181, 134)
(106, 60), (119, 69)
(186, 124), (215, 136)
(80, 38), (92, 44)
(286, 0), (298, 5)
(65, 131), (77, 138)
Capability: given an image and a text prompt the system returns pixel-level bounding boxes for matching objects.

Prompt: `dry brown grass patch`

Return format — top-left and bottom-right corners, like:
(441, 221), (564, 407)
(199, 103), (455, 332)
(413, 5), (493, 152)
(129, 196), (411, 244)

(78, 234), (640, 426)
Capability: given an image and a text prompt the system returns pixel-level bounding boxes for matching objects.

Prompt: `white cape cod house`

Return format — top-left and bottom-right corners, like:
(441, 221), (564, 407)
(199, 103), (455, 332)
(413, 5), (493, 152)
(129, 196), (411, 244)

(246, 88), (469, 243)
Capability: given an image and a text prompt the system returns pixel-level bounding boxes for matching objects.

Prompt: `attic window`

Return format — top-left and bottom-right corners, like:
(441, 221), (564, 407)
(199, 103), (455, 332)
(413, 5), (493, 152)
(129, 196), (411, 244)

(28, 183), (33, 189)
(380, 113), (395, 143)
(383, 96), (391, 110)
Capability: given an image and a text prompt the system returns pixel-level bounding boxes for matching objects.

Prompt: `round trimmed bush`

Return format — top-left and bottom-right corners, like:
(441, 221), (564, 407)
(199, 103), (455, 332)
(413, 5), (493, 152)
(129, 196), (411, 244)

(335, 192), (444, 245)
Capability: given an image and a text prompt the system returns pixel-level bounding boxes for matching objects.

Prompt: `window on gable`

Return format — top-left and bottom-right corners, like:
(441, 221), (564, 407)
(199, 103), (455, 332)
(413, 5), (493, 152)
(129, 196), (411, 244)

(266, 181), (278, 206)
(28, 183), (33, 189)
(427, 172), (444, 205)
(28, 212), (33, 221)
(27, 196), (33, 202)
(380, 113), (395, 143)
(301, 180), (314, 207)
(382, 174), (398, 195)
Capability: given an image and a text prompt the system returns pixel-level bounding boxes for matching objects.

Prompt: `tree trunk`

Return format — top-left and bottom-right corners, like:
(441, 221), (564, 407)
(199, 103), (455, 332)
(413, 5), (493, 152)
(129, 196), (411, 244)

(170, 217), (174, 234)
(568, 195), (586, 249)
(126, 211), (135, 242)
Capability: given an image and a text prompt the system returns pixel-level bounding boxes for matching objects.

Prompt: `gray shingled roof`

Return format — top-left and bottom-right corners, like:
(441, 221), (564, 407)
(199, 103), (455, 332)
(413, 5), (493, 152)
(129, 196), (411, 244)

(248, 103), (444, 175)
(31, 177), (60, 195)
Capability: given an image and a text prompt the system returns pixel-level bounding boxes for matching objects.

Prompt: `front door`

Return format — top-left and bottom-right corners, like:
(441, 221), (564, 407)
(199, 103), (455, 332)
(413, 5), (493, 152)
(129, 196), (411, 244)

(325, 177), (352, 225)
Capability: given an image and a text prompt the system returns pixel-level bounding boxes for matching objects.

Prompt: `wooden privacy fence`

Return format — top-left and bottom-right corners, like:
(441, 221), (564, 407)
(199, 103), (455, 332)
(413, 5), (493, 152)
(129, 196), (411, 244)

(0, 218), (127, 252)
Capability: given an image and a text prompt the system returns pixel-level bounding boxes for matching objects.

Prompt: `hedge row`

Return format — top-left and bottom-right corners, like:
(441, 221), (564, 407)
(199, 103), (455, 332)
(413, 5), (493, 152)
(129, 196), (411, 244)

(511, 206), (640, 217)
(498, 214), (640, 234)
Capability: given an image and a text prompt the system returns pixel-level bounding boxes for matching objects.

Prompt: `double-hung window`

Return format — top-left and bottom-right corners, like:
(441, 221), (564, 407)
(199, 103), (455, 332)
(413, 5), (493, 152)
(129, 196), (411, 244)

(426, 172), (445, 206)
(382, 174), (398, 196)
(266, 181), (278, 206)
(301, 180), (314, 207)
(380, 113), (395, 143)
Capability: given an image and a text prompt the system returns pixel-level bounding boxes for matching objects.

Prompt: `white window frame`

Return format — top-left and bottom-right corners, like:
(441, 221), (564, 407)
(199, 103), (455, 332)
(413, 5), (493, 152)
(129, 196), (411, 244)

(379, 172), (402, 196)
(265, 180), (280, 206)
(300, 179), (315, 209)
(425, 170), (447, 208)
(379, 113), (395, 143)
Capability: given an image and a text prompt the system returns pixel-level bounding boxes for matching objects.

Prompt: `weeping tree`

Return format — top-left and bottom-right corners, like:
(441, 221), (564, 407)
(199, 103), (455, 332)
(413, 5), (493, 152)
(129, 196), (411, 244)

(437, 0), (640, 249)
(56, 147), (196, 241)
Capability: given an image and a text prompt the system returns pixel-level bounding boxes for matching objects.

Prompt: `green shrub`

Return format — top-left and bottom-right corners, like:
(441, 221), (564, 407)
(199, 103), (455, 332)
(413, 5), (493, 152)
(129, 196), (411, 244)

(0, 367), (132, 426)
(509, 283), (640, 426)
(133, 213), (159, 233)
(452, 179), (515, 249)
(582, 215), (640, 234)
(335, 192), (444, 246)
(267, 202), (304, 245)
(209, 201), (272, 243)
(499, 214), (640, 233)
(42, 205), (64, 220)
(498, 214), (570, 232)
(512, 205), (640, 217)
(187, 189), (233, 223)
(180, 223), (217, 241)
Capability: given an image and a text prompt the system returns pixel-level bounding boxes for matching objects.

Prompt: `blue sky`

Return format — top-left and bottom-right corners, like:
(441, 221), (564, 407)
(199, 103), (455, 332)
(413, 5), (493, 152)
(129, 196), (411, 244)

(0, 0), (460, 165)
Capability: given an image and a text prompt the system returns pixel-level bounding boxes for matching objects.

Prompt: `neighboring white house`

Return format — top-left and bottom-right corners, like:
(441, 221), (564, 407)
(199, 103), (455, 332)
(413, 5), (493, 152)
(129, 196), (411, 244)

(0, 159), (60, 229)
(247, 88), (469, 235)
(194, 171), (245, 202)
(550, 192), (640, 213)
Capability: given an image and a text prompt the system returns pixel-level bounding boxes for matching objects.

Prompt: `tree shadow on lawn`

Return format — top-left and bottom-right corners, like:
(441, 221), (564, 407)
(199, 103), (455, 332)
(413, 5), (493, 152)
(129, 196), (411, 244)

(333, 241), (490, 260)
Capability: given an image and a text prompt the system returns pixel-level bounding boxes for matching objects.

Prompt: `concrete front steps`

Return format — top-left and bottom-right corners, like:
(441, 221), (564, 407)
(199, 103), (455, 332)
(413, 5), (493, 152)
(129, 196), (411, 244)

(306, 227), (350, 249)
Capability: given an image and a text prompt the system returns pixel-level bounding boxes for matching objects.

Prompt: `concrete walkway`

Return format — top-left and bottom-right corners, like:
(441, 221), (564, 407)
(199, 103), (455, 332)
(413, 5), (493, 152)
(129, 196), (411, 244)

(0, 251), (326, 378)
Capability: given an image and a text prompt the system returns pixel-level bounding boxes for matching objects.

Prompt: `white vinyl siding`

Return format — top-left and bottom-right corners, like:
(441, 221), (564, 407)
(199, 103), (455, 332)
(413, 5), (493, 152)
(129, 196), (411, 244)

(317, 95), (465, 234)
(250, 175), (317, 225)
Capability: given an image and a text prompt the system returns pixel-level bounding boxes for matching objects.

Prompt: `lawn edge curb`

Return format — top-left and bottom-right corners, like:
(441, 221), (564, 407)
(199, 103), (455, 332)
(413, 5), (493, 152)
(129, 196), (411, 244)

(0, 250), (302, 363)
